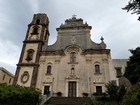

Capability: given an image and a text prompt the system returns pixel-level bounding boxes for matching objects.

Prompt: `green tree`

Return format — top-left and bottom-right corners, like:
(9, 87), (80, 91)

(122, 0), (140, 20)
(0, 83), (41, 105)
(124, 47), (140, 84)
(105, 82), (126, 105)
(122, 84), (140, 105)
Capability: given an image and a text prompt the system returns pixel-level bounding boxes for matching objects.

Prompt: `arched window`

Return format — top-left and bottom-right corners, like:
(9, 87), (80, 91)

(46, 65), (51, 74)
(95, 64), (100, 73)
(31, 25), (39, 34)
(32, 27), (38, 34)
(26, 49), (34, 61)
(70, 52), (76, 63)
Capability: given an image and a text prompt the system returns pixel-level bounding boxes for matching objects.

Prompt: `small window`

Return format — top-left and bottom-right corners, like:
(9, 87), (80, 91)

(70, 52), (76, 63)
(9, 78), (11, 83)
(46, 65), (51, 74)
(26, 49), (34, 61)
(95, 64), (100, 73)
(36, 19), (40, 24)
(3, 75), (5, 80)
(115, 67), (122, 77)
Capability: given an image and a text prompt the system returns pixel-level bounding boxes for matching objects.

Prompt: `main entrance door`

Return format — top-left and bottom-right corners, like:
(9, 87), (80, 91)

(68, 81), (76, 97)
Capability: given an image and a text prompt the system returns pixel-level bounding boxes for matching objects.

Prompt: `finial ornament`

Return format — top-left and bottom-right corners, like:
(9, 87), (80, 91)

(100, 36), (104, 42)
(72, 14), (77, 19)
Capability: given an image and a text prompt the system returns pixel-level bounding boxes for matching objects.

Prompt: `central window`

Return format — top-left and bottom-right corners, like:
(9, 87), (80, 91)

(95, 64), (100, 73)
(46, 65), (52, 74)
(70, 52), (76, 63)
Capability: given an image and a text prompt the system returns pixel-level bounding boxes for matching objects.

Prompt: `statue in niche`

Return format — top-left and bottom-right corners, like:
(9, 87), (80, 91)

(71, 68), (75, 75)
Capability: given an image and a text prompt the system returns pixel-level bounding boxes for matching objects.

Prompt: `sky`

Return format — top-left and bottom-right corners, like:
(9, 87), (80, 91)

(0, 0), (140, 75)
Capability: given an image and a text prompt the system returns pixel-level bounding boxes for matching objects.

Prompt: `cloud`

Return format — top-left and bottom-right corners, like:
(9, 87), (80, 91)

(0, 62), (15, 75)
(0, 38), (20, 74)
(0, 0), (140, 74)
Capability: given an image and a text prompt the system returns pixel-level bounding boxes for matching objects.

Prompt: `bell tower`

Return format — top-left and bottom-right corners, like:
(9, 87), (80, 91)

(13, 13), (49, 88)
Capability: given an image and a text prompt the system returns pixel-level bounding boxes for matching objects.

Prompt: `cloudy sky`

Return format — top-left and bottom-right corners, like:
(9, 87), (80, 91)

(0, 0), (139, 74)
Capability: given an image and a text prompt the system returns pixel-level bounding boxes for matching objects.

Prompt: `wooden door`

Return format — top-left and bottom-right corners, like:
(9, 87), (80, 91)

(68, 81), (76, 97)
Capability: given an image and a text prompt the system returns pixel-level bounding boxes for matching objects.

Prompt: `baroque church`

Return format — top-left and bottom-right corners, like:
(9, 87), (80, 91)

(13, 13), (127, 97)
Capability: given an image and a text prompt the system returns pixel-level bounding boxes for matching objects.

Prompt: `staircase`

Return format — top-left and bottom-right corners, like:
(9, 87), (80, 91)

(43, 97), (90, 105)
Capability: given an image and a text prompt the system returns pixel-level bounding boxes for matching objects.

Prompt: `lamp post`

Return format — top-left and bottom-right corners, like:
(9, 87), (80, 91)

(89, 77), (91, 97)
(52, 77), (54, 96)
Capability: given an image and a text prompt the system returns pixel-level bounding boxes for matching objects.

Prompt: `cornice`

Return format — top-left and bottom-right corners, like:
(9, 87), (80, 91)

(40, 50), (65, 56)
(17, 63), (39, 67)
(81, 49), (110, 55)
(23, 40), (44, 43)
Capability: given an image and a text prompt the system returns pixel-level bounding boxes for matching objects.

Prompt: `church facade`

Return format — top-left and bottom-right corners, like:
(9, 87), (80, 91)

(13, 13), (127, 97)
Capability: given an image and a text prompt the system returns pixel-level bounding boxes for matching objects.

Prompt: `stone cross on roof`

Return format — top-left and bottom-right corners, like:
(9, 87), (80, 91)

(100, 36), (104, 42)
(72, 14), (77, 19)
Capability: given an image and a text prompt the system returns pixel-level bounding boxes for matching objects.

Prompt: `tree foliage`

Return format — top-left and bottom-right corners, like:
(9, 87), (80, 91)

(105, 82), (126, 104)
(124, 47), (140, 84)
(122, 0), (140, 20)
(122, 84), (140, 105)
(0, 83), (41, 105)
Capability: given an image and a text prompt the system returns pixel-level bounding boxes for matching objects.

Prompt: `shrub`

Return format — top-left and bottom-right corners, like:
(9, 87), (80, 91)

(0, 83), (41, 105)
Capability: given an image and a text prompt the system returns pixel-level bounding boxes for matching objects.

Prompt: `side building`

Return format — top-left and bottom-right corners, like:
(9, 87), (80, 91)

(14, 13), (128, 97)
(0, 67), (14, 85)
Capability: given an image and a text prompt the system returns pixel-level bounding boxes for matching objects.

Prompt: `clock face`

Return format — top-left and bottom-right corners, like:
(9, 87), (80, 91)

(23, 75), (28, 81)
(21, 71), (29, 83)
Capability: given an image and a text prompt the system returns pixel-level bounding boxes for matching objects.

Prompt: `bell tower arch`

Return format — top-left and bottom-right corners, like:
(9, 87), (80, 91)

(13, 13), (49, 88)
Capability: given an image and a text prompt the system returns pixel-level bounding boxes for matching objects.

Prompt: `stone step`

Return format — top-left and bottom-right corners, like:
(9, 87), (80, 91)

(44, 97), (90, 105)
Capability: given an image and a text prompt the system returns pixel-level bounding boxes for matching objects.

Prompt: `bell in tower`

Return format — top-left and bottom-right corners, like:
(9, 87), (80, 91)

(28, 13), (50, 42)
